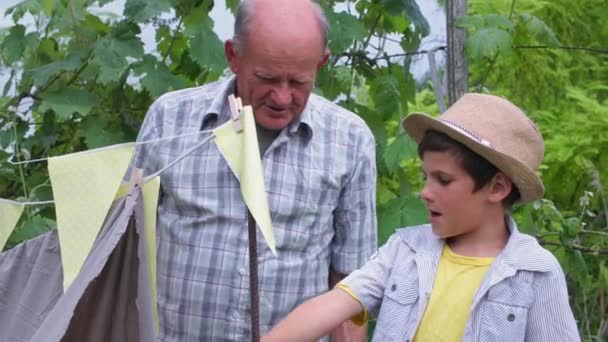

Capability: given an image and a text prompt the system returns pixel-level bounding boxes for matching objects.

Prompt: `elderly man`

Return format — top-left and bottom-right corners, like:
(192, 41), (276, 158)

(134, 0), (377, 340)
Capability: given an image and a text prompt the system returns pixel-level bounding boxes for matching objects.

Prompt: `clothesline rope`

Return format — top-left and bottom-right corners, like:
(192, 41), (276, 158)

(4, 130), (216, 206)
(7, 129), (215, 166)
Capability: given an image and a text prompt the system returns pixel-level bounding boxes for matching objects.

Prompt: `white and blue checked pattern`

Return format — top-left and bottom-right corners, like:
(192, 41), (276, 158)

(134, 77), (378, 341)
(341, 217), (580, 342)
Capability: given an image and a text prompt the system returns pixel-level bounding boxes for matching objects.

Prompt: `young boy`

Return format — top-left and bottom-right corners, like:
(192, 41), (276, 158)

(262, 93), (579, 341)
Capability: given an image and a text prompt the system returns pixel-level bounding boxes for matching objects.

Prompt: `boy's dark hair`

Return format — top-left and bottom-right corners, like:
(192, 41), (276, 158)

(418, 130), (521, 207)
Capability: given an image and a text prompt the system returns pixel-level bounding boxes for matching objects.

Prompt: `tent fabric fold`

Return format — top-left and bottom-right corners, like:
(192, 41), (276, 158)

(0, 187), (155, 342)
(0, 228), (63, 341)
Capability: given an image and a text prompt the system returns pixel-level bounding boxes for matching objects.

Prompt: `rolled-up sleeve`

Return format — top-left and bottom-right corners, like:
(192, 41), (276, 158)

(339, 233), (403, 318)
(132, 100), (163, 175)
(331, 128), (377, 274)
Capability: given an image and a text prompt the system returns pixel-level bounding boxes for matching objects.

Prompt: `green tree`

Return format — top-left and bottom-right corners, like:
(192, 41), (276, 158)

(459, 0), (608, 338)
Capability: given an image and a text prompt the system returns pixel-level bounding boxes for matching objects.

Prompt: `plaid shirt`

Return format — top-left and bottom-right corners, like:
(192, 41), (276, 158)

(134, 77), (378, 341)
(341, 217), (580, 342)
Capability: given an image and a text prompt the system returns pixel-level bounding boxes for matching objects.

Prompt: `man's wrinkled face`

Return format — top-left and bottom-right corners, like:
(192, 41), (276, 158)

(225, 13), (328, 130)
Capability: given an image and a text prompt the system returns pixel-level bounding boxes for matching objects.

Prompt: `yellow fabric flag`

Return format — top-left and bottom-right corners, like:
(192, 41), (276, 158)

(142, 176), (161, 333)
(142, 177), (160, 334)
(0, 199), (25, 251)
(48, 143), (135, 290)
(213, 106), (276, 255)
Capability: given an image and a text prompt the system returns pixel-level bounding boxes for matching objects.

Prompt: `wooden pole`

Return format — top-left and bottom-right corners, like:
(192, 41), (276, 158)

(427, 48), (447, 113)
(248, 211), (260, 342)
(446, 0), (468, 105)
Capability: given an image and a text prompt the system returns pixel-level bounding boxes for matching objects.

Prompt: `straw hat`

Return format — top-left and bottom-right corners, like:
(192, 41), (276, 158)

(402, 93), (544, 203)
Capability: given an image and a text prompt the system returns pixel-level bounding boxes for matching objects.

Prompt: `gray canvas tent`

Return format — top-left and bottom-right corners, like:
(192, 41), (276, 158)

(0, 186), (155, 342)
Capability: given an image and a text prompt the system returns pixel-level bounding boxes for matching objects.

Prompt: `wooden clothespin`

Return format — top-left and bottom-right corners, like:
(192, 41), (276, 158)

(125, 167), (144, 207)
(228, 94), (244, 133)
(128, 167), (144, 194)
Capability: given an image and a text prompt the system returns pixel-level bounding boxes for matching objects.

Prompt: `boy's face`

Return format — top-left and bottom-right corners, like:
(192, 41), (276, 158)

(420, 151), (493, 239)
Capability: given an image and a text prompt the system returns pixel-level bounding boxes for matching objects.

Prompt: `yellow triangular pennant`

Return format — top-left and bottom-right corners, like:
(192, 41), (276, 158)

(0, 199), (25, 251)
(48, 143), (135, 290)
(213, 106), (276, 255)
(142, 176), (161, 333)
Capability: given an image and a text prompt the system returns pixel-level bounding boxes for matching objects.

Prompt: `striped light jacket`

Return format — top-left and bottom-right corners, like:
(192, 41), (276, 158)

(341, 217), (580, 342)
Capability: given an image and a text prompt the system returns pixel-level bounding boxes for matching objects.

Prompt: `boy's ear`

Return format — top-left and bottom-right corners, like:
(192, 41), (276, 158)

(488, 173), (513, 203)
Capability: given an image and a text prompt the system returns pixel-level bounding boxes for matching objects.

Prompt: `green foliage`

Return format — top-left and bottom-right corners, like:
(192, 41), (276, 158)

(91, 22), (145, 84)
(123, 0), (172, 23)
(377, 193), (427, 244)
(325, 11), (366, 54)
(519, 13), (560, 47)
(463, 0), (608, 339)
(5, 215), (54, 249)
(39, 88), (97, 120)
(183, 8), (227, 75)
(383, 133), (417, 174)
(457, 11), (562, 64)
(466, 27), (513, 61)
(1, 25), (27, 64)
(133, 55), (186, 97)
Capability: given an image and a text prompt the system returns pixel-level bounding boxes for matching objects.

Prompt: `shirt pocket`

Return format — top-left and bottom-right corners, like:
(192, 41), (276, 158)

(373, 276), (419, 341)
(479, 278), (533, 342)
(269, 166), (341, 260)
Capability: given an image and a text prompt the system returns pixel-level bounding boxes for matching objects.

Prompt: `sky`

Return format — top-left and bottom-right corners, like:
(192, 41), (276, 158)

(0, 0), (446, 83)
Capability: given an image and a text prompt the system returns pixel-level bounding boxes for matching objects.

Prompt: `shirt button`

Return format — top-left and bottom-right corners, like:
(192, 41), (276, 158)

(391, 284), (397, 291)
(507, 313), (515, 321)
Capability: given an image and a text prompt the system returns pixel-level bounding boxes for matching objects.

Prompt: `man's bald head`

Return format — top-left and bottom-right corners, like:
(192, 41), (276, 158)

(224, 0), (331, 130)
(233, 0), (329, 56)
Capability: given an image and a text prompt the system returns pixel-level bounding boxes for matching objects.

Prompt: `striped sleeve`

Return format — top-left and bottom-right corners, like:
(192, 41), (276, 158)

(339, 233), (403, 318)
(525, 261), (580, 341)
(335, 283), (369, 326)
(132, 99), (163, 174)
(331, 123), (378, 274)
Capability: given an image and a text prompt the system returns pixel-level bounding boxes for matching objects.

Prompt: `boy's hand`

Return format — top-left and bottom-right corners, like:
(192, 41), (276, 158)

(330, 320), (367, 342)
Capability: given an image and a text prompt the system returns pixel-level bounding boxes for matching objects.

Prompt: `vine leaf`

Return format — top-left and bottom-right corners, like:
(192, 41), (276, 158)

(39, 88), (97, 121)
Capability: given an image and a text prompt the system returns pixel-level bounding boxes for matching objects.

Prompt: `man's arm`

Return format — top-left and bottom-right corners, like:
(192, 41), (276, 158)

(329, 126), (377, 342)
(329, 270), (368, 342)
(262, 288), (362, 342)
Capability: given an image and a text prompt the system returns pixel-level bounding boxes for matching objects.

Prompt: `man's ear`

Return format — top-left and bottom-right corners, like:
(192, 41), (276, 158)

(225, 39), (239, 74)
(317, 48), (330, 70)
(488, 173), (513, 203)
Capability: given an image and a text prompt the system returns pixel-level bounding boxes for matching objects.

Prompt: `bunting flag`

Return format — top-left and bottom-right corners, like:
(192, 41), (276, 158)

(213, 106), (276, 255)
(0, 199), (25, 251)
(48, 143), (136, 290)
(142, 176), (161, 333)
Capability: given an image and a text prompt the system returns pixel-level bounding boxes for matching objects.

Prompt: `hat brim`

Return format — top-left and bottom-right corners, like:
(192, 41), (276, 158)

(402, 113), (544, 204)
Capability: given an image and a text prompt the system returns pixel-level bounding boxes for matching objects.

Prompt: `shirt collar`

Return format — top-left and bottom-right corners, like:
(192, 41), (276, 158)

(498, 217), (553, 273)
(399, 216), (553, 273)
(199, 76), (236, 131)
(286, 97), (314, 140)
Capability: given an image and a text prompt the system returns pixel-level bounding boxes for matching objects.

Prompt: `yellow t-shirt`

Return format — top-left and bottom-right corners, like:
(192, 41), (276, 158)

(413, 245), (494, 342)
